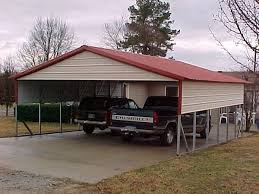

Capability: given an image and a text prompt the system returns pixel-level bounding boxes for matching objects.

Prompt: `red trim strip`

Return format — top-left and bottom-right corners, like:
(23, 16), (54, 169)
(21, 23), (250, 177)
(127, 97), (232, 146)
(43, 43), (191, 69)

(177, 81), (183, 115)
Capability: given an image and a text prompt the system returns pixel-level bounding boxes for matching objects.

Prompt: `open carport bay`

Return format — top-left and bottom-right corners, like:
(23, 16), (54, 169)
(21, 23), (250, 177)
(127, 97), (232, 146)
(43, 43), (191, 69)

(0, 122), (245, 184)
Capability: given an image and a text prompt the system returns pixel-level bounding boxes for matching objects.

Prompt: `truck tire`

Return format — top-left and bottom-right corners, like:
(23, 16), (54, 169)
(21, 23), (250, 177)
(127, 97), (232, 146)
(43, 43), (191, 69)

(160, 128), (175, 146)
(83, 125), (95, 134)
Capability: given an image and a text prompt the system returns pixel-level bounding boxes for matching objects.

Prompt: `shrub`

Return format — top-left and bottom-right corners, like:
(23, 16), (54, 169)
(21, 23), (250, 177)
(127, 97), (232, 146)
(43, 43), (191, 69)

(17, 104), (71, 123)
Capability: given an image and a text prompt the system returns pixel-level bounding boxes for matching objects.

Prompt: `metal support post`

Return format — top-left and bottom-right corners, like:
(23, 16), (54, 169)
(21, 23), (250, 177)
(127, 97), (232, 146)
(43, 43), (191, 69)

(226, 106), (229, 141)
(241, 104), (244, 137)
(181, 123), (190, 152)
(15, 103), (18, 137)
(192, 112), (197, 152)
(177, 115), (181, 156)
(206, 110), (210, 147)
(39, 103), (41, 134)
(60, 102), (63, 133)
(217, 108), (220, 144)
(234, 106), (237, 139)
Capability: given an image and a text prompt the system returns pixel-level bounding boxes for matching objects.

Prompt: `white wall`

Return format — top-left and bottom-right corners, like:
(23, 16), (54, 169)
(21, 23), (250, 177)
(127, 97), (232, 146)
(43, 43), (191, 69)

(18, 51), (175, 82)
(127, 82), (149, 108)
(148, 82), (178, 96)
(181, 81), (244, 114)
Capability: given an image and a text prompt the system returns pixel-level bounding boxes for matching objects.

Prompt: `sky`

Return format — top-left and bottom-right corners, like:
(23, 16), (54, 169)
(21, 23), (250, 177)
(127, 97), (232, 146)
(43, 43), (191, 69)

(0, 0), (245, 71)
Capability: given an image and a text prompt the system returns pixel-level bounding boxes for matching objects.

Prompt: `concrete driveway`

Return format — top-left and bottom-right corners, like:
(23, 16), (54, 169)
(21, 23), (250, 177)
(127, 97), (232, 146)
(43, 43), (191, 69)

(0, 124), (240, 183)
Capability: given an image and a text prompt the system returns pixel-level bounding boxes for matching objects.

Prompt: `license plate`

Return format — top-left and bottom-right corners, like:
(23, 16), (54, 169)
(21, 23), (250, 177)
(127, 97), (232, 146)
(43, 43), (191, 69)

(88, 113), (95, 119)
(122, 126), (136, 131)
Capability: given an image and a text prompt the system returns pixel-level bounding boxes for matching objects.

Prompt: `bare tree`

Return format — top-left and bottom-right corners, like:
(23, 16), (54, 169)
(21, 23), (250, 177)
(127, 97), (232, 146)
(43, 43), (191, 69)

(103, 17), (128, 50)
(18, 17), (75, 69)
(213, 0), (259, 131)
(0, 56), (16, 116)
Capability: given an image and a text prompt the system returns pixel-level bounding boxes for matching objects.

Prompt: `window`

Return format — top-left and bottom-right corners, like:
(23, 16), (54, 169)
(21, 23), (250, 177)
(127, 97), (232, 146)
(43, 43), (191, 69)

(128, 100), (139, 109)
(166, 86), (178, 97)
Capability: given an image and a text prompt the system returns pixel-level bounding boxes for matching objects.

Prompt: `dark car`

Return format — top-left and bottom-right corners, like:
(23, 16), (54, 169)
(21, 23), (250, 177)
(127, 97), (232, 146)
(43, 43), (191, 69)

(75, 97), (139, 134)
(110, 96), (211, 146)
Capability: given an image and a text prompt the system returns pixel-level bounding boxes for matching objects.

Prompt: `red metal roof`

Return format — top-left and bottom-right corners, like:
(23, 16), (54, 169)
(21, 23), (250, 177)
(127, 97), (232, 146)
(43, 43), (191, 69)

(11, 45), (248, 84)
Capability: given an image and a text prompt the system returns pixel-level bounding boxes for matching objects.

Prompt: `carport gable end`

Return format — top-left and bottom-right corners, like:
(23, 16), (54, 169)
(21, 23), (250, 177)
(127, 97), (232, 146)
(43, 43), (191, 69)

(11, 45), (247, 115)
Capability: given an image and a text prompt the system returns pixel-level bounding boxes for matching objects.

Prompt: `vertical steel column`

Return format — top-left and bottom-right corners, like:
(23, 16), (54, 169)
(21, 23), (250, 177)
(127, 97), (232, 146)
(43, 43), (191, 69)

(60, 102), (63, 133)
(39, 103), (41, 135)
(177, 115), (181, 155)
(192, 112), (197, 152)
(241, 104), (244, 137)
(226, 106), (229, 141)
(205, 110), (210, 146)
(15, 103), (18, 137)
(217, 108), (220, 144)
(234, 106), (237, 139)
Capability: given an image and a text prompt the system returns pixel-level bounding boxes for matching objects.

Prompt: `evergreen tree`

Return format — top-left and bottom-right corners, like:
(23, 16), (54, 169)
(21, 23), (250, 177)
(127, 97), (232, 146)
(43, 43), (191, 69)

(121, 0), (179, 57)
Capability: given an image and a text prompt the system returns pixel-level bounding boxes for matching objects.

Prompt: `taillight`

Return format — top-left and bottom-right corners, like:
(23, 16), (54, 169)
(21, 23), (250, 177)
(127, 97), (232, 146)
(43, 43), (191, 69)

(153, 111), (159, 125)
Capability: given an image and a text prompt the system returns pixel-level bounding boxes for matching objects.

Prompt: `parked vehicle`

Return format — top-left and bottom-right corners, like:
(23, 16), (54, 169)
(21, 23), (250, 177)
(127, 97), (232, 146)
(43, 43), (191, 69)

(75, 97), (139, 134)
(110, 96), (211, 146)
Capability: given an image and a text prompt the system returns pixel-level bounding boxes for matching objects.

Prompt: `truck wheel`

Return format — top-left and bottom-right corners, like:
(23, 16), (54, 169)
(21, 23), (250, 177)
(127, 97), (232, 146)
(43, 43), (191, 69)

(160, 128), (175, 146)
(83, 125), (95, 134)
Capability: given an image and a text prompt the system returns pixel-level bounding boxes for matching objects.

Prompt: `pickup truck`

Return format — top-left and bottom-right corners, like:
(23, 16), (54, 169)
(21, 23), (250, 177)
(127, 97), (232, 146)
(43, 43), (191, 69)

(75, 97), (139, 134)
(110, 96), (210, 146)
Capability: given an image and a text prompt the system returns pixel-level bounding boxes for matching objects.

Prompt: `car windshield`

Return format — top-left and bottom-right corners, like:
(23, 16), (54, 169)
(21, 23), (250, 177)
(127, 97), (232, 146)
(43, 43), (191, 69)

(79, 98), (109, 110)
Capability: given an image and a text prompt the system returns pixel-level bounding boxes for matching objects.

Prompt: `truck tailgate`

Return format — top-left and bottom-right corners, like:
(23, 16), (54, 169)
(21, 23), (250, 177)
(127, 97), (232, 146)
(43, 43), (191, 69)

(111, 108), (154, 129)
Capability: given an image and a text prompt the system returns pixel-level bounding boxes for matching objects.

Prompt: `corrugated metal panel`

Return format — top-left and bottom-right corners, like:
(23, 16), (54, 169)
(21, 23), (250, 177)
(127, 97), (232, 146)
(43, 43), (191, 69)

(18, 51), (175, 81)
(181, 81), (244, 114)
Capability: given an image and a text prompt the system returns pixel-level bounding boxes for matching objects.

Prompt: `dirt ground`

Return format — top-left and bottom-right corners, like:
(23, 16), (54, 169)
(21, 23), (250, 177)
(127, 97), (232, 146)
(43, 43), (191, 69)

(0, 166), (96, 194)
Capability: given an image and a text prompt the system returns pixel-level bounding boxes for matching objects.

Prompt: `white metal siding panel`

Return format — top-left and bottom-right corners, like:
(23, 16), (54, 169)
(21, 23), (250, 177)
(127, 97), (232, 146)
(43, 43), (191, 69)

(181, 81), (244, 114)
(18, 51), (175, 81)
(128, 82), (149, 108)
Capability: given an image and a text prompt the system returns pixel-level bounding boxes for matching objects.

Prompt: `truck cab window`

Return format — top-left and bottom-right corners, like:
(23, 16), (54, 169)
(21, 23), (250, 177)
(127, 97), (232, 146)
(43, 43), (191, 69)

(128, 100), (138, 109)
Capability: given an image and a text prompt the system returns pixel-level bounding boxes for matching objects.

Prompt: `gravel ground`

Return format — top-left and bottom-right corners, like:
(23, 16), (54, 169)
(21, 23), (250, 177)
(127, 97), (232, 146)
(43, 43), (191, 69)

(0, 165), (97, 194)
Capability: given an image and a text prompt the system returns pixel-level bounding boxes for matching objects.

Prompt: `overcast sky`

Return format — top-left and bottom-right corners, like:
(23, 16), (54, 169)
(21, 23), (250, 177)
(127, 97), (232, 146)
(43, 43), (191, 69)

(0, 0), (244, 71)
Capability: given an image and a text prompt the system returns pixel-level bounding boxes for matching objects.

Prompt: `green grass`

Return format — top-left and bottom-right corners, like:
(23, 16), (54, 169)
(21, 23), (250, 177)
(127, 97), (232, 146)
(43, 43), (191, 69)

(0, 117), (79, 137)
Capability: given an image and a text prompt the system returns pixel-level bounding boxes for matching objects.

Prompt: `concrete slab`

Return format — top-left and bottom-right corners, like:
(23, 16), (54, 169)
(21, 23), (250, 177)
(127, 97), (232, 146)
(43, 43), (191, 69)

(0, 124), (244, 183)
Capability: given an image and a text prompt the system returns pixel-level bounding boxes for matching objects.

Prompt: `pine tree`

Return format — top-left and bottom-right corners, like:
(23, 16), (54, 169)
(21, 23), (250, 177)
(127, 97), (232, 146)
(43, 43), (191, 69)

(121, 0), (179, 57)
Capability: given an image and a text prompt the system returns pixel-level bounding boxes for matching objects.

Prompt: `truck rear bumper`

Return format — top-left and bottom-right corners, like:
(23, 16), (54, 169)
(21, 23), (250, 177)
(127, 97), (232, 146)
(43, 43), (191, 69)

(75, 119), (106, 126)
(109, 126), (164, 135)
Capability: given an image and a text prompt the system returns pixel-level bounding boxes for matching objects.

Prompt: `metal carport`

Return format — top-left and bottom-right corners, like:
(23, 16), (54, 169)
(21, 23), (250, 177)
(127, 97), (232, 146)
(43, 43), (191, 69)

(11, 45), (248, 154)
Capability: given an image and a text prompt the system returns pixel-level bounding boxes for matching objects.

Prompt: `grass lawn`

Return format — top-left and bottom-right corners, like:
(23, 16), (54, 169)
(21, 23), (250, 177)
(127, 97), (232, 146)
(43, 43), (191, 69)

(0, 116), (79, 137)
(55, 135), (259, 194)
